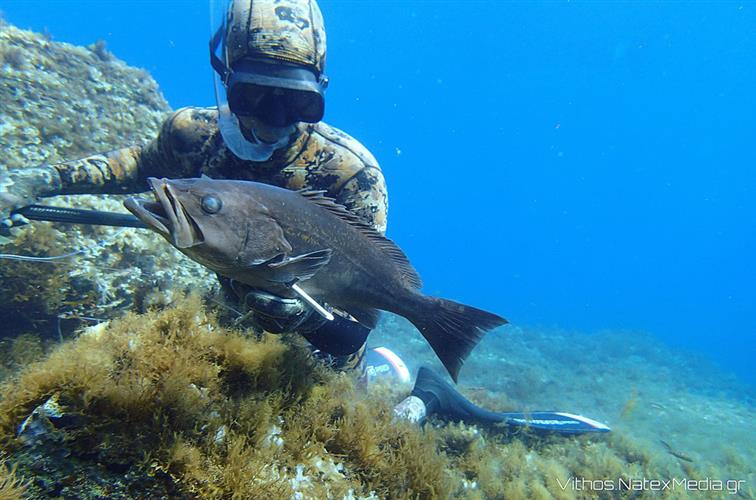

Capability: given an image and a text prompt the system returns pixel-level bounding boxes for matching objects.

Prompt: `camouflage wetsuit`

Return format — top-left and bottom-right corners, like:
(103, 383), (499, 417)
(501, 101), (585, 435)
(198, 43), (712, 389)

(47, 106), (387, 367)
(51, 107), (387, 232)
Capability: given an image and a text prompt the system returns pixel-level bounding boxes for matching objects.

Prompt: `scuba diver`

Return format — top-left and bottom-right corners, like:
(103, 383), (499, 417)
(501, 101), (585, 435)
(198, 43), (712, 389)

(0, 0), (610, 435)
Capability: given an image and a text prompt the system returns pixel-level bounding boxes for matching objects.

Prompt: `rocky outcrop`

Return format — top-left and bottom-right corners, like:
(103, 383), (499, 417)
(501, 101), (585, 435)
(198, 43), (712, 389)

(0, 23), (215, 344)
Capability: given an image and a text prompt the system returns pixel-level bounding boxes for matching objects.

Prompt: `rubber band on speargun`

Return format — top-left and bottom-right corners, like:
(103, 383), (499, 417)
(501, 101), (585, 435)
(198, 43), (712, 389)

(0, 229), (129, 263)
(291, 283), (334, 321)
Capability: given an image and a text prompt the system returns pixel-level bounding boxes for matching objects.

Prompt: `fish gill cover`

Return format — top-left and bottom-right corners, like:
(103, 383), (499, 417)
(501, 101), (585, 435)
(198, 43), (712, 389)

(0, 8), (753, 500)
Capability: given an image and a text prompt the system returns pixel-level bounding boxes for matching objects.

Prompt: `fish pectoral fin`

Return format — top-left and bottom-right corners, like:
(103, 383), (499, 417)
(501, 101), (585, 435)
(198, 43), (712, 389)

(265, 248), (333, 284)
(237, 216), (293, 267)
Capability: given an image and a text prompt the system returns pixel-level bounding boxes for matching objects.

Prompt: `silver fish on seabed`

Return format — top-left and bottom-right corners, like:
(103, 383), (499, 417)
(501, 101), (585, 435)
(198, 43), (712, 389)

(125, 177), (507, 381)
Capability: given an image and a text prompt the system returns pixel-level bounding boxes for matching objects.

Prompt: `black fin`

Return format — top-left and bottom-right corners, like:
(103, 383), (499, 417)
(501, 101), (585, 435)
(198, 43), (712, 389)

(266, 249), (333, 284)
(407, 298), (507, 382)
(412, 366), (500, 423)
(345, 306), (381, 329)
(298, 190), (422, 289)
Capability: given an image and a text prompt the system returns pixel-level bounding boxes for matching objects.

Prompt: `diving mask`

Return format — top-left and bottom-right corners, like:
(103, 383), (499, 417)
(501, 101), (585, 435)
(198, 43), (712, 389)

(228, 82), (324, 127)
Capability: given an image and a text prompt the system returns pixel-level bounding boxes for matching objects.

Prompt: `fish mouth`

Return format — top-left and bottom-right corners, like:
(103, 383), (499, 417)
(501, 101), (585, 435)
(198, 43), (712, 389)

(124, 177), (204, 248)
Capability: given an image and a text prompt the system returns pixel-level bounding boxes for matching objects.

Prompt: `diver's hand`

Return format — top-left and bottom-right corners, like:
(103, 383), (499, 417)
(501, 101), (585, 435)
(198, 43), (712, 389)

(240, 288), (329, 334)
(218, 276), (328, 334)
(0, 167), (58, 234)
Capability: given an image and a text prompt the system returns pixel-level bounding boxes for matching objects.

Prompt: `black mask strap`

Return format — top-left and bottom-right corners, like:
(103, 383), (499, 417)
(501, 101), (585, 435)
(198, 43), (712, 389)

(209, 24), (231, 84)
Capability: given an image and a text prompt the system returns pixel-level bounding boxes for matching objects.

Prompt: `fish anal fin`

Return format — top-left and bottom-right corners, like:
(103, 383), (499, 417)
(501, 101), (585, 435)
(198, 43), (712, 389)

(298, 190), (423, 289)
(344, 306), (381, 329)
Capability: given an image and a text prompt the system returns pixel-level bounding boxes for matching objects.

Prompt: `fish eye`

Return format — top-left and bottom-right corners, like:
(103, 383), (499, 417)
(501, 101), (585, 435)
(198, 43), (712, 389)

(200, 195), (222, 214)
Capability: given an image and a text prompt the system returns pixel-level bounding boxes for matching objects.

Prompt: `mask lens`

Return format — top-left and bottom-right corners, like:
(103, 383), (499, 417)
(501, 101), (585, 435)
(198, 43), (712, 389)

(228, 83), (324, 125)
(254, 91), (294, 128)
(288, 90), (324, 123)
(227, 83), (264, 117)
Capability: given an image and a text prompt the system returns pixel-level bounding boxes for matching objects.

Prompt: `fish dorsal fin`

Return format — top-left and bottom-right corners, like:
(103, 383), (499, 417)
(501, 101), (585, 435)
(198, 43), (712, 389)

(298, 190), (423, 289)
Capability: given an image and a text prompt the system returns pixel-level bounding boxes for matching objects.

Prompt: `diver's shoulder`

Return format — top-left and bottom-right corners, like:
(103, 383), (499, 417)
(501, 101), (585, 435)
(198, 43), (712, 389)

(165, 107), (219, 129)
(310, 122), (379, 169)
(160, 107), (219, 149)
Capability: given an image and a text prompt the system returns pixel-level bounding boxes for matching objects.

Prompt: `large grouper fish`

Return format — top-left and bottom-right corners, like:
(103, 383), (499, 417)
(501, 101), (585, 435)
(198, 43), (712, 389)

(125, 177), (507, 381)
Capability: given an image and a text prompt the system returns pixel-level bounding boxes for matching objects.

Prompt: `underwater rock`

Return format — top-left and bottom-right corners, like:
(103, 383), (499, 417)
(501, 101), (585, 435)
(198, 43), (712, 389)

(13, 393), (175, 498)
(0, 23), (215, 341)
(17, 393), (66, 447)
(0, 25), (167, 168)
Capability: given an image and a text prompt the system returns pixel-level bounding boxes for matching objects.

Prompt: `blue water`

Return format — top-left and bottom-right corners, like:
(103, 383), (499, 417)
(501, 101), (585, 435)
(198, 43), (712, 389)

(4, 1), (754, 384)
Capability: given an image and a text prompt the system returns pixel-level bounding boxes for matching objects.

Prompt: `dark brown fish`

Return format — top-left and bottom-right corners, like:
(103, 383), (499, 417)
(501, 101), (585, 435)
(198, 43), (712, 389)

(125, 177), (507, 381)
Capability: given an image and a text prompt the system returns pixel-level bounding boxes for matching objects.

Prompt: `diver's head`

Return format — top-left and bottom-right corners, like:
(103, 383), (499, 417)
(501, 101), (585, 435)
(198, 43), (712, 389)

(210, 0), (328, 161)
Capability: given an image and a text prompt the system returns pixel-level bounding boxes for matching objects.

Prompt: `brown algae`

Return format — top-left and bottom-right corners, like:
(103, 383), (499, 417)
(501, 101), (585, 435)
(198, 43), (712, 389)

(0, 297), (747, 498)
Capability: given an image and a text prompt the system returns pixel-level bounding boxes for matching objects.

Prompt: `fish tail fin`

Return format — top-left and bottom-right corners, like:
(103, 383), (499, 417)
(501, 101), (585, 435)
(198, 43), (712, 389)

(408, 297), (507, 383)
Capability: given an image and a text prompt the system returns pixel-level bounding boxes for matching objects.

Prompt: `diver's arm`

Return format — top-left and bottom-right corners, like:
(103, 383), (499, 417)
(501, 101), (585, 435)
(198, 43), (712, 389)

(334, 166), (389, 234)
(48, 145), (147, 195)
(0, 145), (150, 228)
(42, 117), (176, 196)
(306, 122), (388, 234)
(1, 142), (158, 230)
(43, 107), (216, 196)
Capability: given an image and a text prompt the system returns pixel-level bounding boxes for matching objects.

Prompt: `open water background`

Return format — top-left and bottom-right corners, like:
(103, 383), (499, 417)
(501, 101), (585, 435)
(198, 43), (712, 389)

(3, 0), (754, 385)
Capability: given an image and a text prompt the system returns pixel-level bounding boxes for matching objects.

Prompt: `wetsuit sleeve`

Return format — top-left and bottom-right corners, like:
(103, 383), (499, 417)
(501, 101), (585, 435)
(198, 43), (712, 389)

(49, 145), (150, 194)
(48, 107), (215, 195)
(303, 123), (388, 235)
(334, 166), (389, 235)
